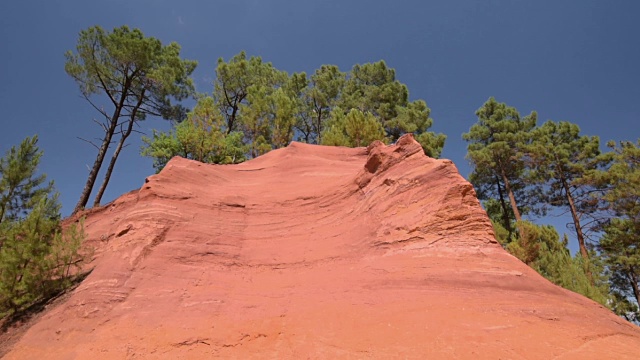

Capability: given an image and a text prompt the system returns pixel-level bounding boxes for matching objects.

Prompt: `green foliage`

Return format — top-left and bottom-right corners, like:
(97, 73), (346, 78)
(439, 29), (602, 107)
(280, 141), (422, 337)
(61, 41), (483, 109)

(609, 291), (639, 323)
(240, 86), (297, 157)
(214, 51), (287, 133)
(0, 137), (53, 223)
(307, 65), (347, 143)
(505, 221), (608, 305)
(338, 61), (445, 156)
(483, 198), (515, 244)
(340, 60), (405, 123)
(147, 52), (445, 166)
(321, 108), (387, 147)
(597, 139), (640, 321)
(65, 25), (197, 121)
(464, 97), (538, 234)
(526, 120), (610, 264)
(141, 97), (247, 172)
(288, 65), (347, 144)
(66, 25), (197, 212)
(464, 98), (640, 324)
(269, 89), (298, 149)
(216, 56), (445, 156)
(284, 72), (313, 143)
(467, 103), (615, 309)
(0, 137), (85, 315)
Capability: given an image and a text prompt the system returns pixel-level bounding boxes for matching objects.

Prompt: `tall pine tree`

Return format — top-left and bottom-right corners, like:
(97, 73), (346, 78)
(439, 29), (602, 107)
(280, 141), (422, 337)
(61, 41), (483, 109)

(65, 25), (196, 212)
(463, 97), (537, 238)
(526, 120), (610, 276)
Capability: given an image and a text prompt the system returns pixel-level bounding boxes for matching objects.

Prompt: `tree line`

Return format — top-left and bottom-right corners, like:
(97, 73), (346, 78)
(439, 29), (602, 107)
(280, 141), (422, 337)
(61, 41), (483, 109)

(464, 97), (640, 322)
(1, 25), (637, 324)
(140, 51), (446, 172)
(61, 25), (640, 324)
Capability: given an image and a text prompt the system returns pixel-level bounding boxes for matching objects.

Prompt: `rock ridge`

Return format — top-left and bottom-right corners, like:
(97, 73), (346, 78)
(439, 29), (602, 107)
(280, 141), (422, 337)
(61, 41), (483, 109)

(4, 134), (640, 359)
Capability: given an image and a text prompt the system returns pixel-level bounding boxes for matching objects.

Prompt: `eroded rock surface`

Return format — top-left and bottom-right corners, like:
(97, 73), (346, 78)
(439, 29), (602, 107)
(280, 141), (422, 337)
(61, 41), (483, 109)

(5, 134), (640, 359)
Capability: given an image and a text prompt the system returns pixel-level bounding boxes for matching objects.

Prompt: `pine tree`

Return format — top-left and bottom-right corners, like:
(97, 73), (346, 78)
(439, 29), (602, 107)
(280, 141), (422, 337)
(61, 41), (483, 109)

(214, 52), (287, 134)
(145, 55), (444, 165)
(306, 65), (347, 144)
(526, 120), (610, 278)
(65, 25), (197, 212)
(321, 108), (387, 147)
(141, 96), (247, 172)
(598, 139), (640, 321)
(506, 221), (608, 305)
(240, 85), (283, 158)
(0, 136), (85, 315)
(0, 136), (52, 224)
(283, 72), (314, 143)
(463, 97), (537, 236)
(339, 61), (445, 155)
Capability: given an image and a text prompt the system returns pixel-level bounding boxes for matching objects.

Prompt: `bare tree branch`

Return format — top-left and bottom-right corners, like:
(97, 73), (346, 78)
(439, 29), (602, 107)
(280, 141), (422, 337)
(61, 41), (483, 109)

(76, 136), (101, 150)
(81, 93), (111, 121)
(92, 118), (109, 133)
(90, 41), (119, 108)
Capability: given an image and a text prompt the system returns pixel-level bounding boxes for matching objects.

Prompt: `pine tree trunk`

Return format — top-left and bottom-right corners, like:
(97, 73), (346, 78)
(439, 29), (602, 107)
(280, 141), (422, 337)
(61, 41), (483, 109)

(92, 119), (133, 207)
(73, 81), (130, 215)
(72, 118), (118, 214)
(629, 269), (640, 307)
(316, 109), (323, 144)
(228, 105), (238, 134)
(561, 178), (590, 258)
(92, 92), (144, 207)
(0, 187), (16, 224)
(559, 172), (593, 283)
(494, 175), (514, 238)
(500, 167), (522, 222)
(499, 164), (528, 245)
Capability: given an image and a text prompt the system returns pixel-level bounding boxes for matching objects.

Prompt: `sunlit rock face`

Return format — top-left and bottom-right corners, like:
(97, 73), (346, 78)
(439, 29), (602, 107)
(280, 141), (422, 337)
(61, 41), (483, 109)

(5, 134), (640, 359)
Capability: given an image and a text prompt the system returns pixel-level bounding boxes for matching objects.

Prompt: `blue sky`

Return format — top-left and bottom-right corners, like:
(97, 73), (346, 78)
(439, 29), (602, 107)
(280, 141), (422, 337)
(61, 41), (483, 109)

(1, 1), (638, 251)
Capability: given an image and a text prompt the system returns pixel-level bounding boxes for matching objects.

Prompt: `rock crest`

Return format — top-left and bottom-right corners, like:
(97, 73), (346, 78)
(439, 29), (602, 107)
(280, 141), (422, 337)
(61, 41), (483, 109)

(4, 136), (640, 359)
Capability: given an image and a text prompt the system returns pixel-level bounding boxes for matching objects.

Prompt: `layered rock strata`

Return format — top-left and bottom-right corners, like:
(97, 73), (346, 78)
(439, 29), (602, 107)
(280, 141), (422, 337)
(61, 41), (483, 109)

(5, 135), (640, 359)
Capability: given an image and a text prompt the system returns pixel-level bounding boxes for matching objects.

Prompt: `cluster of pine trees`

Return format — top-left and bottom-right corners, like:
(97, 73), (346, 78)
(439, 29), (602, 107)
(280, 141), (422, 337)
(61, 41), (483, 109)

(0, 137), (85, 317)
(83, 25), (634, 324)
(4, 25), (636, 324)
(140, 51), (446, 172)
(463, 97), (640, 322)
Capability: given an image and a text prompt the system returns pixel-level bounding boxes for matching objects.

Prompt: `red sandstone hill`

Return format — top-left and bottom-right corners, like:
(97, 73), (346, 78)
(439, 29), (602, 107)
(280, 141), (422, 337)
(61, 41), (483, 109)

(3, 134), (640, 359)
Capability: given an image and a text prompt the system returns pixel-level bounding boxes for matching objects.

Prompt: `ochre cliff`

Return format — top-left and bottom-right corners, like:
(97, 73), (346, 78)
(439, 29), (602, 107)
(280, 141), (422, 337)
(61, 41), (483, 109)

(4, 134), (640, 359)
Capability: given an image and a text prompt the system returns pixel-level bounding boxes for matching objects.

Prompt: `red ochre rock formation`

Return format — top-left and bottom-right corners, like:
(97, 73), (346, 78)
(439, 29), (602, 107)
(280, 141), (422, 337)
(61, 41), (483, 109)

(4, 134), (640, 359)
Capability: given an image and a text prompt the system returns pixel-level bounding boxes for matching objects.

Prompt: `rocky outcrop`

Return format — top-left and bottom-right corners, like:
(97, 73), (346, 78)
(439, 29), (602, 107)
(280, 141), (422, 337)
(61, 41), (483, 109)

(4, 134), (640, 359)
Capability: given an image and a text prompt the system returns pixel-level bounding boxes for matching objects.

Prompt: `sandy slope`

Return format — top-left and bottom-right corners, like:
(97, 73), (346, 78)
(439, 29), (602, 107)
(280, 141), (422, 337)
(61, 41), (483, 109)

(5, 134), (640, 359)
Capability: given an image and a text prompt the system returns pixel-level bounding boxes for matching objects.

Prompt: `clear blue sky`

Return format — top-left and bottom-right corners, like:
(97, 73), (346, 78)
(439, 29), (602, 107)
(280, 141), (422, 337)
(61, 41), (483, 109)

(1, 1), (638, 251)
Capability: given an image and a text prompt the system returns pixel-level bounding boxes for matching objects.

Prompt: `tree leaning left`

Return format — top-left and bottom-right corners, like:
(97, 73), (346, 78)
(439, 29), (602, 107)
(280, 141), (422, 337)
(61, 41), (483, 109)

(65, 25), (197, 214)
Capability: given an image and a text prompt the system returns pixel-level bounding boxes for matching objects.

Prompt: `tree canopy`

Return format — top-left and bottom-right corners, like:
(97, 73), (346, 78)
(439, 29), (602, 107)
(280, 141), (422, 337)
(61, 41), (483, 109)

(141, 96), (246, 172)
(463, 98), (614, 305)
(463, 97), (537, 239)
(526, 120), (610, 276)
(597, 140), (640, 322)
(60, 29), (640, 326)
(143, 53), (446, 171)
(65, 25), (197, 213)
